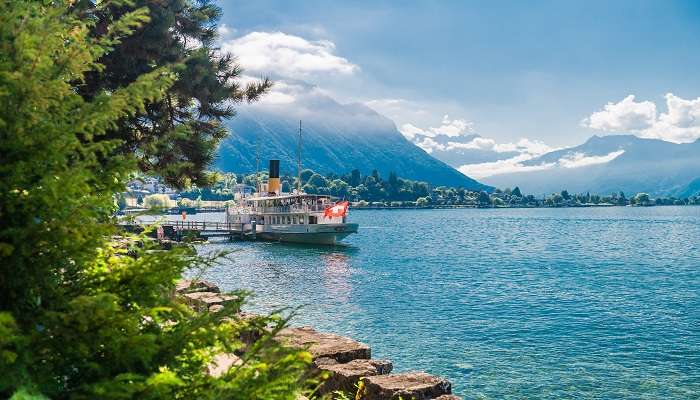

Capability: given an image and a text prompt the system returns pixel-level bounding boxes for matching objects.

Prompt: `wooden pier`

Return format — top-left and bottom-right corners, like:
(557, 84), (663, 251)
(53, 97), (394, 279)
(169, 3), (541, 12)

(119, 220), (255, 242)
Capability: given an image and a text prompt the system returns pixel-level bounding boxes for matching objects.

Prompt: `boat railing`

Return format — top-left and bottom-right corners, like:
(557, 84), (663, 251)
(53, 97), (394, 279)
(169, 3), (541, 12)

(244, 204), (329, 214)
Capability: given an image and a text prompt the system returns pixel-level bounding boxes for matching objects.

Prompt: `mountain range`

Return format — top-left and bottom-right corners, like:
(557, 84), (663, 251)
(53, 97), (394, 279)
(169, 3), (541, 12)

(435, 134), (700, 197)
(215, 79), (699, 198)
(215, 85), (489, 191)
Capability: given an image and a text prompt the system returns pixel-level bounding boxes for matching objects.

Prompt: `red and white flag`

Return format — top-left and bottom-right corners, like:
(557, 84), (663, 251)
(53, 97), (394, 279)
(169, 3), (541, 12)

(324, 201), (349, 218)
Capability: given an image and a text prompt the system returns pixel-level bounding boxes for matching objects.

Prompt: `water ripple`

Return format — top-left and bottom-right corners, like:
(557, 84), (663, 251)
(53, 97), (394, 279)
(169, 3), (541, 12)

(194, 207), (700, 399)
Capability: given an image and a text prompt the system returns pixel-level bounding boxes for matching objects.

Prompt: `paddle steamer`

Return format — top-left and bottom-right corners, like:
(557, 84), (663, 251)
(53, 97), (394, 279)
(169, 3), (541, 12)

(225, 159), (358, 245)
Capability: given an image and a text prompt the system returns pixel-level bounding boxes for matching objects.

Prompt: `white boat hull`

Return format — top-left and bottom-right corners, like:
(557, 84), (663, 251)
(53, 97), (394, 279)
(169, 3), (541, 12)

(258, 223), (358, 245)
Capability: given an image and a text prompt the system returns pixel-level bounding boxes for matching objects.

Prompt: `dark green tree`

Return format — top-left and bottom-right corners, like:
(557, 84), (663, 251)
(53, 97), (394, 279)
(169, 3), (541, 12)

(77, 0), (271, 188)
(387, 172), (400, 196)
(0, 3), (308, 398)
(349, 169), (361, 187)
(478, 191), (491, 206)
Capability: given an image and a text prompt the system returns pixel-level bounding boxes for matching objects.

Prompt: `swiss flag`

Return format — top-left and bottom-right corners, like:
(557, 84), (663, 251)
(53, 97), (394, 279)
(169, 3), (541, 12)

(324, 201), (349, 219)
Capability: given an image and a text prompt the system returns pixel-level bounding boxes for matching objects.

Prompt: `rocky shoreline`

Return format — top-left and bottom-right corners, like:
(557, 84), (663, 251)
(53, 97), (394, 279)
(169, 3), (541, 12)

(176, 279), (461, 400)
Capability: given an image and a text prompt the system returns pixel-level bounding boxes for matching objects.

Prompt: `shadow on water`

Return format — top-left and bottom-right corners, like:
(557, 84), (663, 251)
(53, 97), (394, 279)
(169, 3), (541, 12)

(206, 237), (360, 254)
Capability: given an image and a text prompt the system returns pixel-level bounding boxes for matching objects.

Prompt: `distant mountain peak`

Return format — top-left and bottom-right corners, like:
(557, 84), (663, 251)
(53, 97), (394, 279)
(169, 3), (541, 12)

(216, 86), (490, 190)
(483, 133), (700, 196)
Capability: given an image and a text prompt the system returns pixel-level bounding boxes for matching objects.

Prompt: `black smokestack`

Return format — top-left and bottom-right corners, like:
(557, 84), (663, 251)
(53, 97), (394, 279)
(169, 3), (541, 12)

(269, 159), (280, 179)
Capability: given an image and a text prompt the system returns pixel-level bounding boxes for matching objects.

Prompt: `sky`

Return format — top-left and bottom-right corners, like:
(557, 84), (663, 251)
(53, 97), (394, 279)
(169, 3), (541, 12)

(217, 0), (700, 152)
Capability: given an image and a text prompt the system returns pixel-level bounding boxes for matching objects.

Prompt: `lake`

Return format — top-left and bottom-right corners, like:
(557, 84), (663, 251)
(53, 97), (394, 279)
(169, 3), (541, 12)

(190, 207), (699, 398)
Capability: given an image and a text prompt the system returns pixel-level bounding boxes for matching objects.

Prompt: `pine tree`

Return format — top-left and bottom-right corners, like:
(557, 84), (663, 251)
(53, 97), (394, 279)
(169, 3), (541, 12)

(76, 0), (272, 188)
(0, 2), (308, 398)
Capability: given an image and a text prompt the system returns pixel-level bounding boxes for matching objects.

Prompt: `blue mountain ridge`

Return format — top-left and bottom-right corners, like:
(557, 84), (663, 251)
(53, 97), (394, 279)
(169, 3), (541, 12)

(484, 135), (700, 196)
(215, 101), (490, 191)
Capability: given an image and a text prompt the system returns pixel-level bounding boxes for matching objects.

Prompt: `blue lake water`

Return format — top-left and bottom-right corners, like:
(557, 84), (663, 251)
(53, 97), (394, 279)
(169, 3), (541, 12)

(192, 207), (700, 398)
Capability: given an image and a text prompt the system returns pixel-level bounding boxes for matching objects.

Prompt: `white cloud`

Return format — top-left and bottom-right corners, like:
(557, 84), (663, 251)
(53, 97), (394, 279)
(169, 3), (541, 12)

(583, 95), (656, 131)
(558, 150), (625, 168)
(398, 123), (426, 140)
(455, 138), (557, 178)
(221, 31), (358, 79)
(364, 98), (433, 131)
(583, 93), (700, 143)
(233, 76), (302, 106)
(445, 137), (497, 151)
(258, 90), (297, 105)
(432, 115), (474, 137)
(659, 93), (700, 128)
(217, 24), (237, 39)
(453, 138), (627, 178)
(414, 136), (444, 153)
(440, 137), (554, 155)
(458, 147), (623, 178)
(459, 154), (556, 178)
(397, 115), (474, 139)
(492, 138), (554, 155)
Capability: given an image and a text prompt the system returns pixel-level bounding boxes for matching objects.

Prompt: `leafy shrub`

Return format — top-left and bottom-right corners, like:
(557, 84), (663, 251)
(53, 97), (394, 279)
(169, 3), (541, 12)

(144, 194), (172, 209)
(0, 2), (311, 398)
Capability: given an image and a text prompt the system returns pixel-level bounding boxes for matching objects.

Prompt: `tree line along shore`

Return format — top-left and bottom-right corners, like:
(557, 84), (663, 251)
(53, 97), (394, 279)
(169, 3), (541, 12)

(122, 169), (700, 212)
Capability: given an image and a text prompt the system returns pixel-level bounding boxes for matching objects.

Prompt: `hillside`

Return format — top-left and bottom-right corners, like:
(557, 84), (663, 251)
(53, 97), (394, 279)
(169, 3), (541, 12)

(215, 88), (490, 190)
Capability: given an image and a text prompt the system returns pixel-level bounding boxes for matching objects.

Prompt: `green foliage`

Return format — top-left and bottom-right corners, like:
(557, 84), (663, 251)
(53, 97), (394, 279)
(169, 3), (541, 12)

(144, 194), (172, 209)
(415, 197), (430, 207)
(632, 192), (651, 206)
(199, 168), (700, 209)
(0, 2), (309, 399)
(177, 197), (195, 208)
(76, 0), (272, 188)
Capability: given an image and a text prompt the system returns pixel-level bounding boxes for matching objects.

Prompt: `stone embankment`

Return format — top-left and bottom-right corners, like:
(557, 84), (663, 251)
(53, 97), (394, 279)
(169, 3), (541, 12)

(175, 279), (461, 400)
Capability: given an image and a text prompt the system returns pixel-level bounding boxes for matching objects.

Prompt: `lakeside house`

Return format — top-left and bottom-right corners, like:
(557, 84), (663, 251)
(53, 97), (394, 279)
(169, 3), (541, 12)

(127, 177), (176, 196)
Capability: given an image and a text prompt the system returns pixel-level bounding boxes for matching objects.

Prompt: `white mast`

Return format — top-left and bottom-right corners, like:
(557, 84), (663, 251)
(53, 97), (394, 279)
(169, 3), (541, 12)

(297, 120), (302, 193)
(255, 140), (260, 194)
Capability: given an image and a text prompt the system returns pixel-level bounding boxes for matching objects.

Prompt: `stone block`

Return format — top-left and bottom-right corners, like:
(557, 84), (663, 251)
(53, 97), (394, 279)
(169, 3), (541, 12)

(361, 372), (452, 400)
(277, 326), (371, 363)
(319, 359), (393, 395)
(182, 291), (237, 312)
(208, 304), (225, 313)
(175, 279), (220, 294)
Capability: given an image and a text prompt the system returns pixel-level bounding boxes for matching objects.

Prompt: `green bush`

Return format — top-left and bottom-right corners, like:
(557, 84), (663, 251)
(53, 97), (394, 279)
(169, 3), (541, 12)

(144, 194), (172, 209)
(0, 2), (310, 398)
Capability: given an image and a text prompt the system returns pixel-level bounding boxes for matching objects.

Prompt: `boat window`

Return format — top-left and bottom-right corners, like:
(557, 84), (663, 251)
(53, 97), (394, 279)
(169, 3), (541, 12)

(309, 215), (317, 224)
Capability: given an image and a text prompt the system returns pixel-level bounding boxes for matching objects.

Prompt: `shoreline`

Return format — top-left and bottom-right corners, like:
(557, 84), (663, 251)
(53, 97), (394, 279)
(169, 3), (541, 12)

(177, 279), (461, 400)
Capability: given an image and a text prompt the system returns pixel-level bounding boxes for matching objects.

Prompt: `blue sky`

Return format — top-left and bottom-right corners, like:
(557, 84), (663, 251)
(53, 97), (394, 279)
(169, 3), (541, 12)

(218, 0), (700, 149)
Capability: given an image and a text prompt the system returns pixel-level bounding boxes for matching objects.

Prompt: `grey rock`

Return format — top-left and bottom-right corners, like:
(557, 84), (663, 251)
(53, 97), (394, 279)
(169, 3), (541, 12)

(175, 279), (220, 294)
(361, 372), (452, 400)
(182, 291), (237, 312)
(208, 304), (225, 313)
(319, 359), (392, 395)
(277, 326), (371, 363)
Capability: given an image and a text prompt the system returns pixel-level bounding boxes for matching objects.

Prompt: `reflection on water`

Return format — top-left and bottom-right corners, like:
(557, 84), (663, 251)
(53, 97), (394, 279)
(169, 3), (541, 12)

(321, 252), (352, 303)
